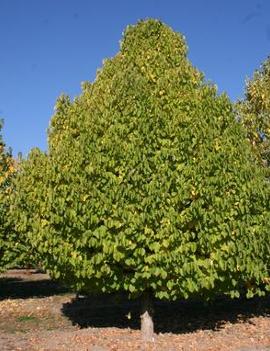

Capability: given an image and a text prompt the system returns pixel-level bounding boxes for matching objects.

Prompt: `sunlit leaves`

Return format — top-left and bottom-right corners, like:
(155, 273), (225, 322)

(11, 20), (270, 300)
(237, 56), (270, 169)
(0, 119), (17, 271)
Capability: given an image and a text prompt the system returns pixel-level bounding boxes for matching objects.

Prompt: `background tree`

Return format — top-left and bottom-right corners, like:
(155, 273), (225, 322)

(5, 148), (48, 270)
(0, 119), (17, 270)
(236, 56), (270, 170)
(11, 20), (270, 340)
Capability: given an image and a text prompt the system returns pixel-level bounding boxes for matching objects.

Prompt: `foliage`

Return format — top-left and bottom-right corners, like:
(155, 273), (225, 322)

(236, 57), (270, 170)
(0, 119), (17, 271)
(11, 20), (270, 300)
(6, 149), (48, 269)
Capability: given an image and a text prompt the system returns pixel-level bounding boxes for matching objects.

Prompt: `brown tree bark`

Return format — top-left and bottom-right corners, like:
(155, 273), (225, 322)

(140, 291), (155, 342)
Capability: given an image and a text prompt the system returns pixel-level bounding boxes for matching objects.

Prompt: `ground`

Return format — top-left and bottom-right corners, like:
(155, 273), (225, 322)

(0, 270), (270, 350)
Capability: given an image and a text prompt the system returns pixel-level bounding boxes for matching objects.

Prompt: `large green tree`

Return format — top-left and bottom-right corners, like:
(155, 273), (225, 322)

(11, 20), (270, 339)
(237, 56), (270, 169)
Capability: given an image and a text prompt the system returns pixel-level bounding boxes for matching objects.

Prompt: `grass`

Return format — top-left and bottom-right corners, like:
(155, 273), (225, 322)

(17, 315), (38, 322)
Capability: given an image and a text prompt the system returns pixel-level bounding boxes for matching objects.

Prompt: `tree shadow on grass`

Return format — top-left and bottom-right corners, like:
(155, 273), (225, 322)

(62, 293), (270, 334)
(0, 273), (69, 300)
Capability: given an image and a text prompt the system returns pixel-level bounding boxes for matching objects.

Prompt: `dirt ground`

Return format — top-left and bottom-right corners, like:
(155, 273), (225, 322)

(1, 270), (270, 350)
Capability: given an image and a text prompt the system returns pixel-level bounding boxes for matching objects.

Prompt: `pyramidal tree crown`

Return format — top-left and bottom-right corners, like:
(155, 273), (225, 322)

(10, 19), (270, 340)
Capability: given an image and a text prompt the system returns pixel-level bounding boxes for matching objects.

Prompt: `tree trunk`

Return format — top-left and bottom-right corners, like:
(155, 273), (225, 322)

(140, 291), (155, 342)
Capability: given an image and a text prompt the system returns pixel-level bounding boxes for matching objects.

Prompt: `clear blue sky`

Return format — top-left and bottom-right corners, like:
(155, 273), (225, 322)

(1, 0), (270, 156)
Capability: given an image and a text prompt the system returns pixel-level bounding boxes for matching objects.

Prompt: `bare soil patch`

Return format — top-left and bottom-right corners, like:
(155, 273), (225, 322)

(1, 269), (270, 350)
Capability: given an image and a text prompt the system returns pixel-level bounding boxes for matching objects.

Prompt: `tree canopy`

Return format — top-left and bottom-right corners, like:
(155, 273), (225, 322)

(237, 56), (270, 170)
(0, 120), (17, 270)
(11, 20), (270, 303)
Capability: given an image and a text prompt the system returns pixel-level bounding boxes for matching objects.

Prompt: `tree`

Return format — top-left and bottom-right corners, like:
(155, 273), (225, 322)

(0, 119), (17, 271)
(6, 148), (47, 269)
(236, 57), (270, 169)
(11, 20), (270, 340)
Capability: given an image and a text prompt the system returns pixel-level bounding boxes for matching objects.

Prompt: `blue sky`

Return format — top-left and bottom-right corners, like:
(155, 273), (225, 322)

(1, 0), (270, 156)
